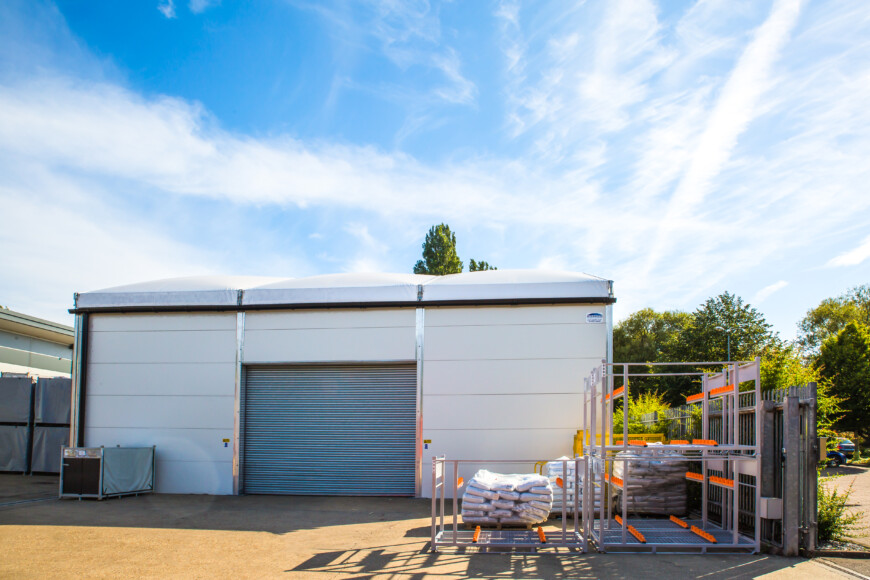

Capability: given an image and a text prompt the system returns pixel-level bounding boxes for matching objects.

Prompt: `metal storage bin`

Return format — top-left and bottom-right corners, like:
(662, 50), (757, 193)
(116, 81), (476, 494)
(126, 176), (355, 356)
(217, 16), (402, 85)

(60, 446), (155, 499)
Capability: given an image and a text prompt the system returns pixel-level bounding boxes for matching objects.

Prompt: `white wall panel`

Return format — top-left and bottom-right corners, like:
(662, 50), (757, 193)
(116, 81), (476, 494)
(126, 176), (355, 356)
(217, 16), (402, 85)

(86, 395), (233, 429)
(89, 330), (236, 364)
(244, 327), (415, 363)
(424, 359), (588, 395)
(85, 427), (233, 463)
(425, 305), (605, 326)
(420, 304), (607, 497)
(425, 324), (604, 361)
(245, 309), (414, 330)
(155, 459), (232, 495)
(88, 363), (236, 397)
(423, 393), (581, 430)
(90, 313), (236, 332)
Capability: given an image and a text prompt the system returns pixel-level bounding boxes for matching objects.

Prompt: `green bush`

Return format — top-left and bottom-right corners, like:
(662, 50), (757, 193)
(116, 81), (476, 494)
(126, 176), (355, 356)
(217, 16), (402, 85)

(818, 472), (865, 544)
(613, 391), (672, 435)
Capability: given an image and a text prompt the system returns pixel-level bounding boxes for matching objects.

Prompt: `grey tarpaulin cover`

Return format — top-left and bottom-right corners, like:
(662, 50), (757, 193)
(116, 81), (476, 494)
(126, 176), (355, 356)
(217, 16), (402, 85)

(0, 426), (29, 471)
(31, 426), (69, 473)
(34, 378), (71, 424)
(102, 447), (154, 495)
(0, 376), (33, 422)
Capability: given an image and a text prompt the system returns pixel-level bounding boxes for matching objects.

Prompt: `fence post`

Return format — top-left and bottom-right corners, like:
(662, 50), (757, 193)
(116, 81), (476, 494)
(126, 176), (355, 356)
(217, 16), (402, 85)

(805, 382), (818, 552)
(783, 395), (800, 556)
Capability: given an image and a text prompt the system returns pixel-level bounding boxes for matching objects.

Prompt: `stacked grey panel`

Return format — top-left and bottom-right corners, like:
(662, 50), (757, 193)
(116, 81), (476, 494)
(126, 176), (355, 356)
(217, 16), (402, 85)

(0, 377), (33, 472)
(31, 378), (71, 473)
(0, 376), (71, 473)
(243, 364), (416, 496)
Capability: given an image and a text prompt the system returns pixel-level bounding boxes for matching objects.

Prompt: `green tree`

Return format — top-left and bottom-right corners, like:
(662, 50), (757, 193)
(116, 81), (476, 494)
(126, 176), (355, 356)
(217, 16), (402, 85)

(816, 322), (870, 440)
(761, 342), (842, 437)
(799, 285), (870, 356)
(680, 292), (778, 363)
(613, 309), (693, 403)
(413, 224), (463, 275)
(469, 259), (497, 272)
(614, 308), (691, 364)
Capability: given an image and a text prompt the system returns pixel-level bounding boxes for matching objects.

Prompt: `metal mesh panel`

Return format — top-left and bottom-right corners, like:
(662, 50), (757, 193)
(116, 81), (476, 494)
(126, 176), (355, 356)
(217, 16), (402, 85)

(242, 364), (416, 496)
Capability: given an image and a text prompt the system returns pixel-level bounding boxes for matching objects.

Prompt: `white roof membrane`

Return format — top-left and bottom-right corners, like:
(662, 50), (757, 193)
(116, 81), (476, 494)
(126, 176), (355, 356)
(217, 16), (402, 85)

(74, 270), (614, 310)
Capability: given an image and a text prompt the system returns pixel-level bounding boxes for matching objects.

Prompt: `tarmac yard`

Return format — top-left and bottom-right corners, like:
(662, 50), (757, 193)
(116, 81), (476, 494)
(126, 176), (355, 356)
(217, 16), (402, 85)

(0, 475), (854, 579)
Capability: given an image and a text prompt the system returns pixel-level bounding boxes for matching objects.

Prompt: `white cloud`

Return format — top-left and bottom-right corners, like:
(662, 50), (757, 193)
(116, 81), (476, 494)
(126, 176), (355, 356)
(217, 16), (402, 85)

(189, 0), (218, 14)
(157, 0), (176, 19)
(752, 280), (788, 304)
(827, 235), (870, 267)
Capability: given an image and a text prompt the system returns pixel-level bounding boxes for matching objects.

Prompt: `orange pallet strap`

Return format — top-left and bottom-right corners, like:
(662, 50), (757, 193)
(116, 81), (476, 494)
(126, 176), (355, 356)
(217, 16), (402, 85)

(556, 477), (564, 489)
(670, 515), (689, 528)
(456, 477), (464, 488)
(691, 525), (717, 543)
(537, 526), (547, 544)
(472, 526), (481, 543)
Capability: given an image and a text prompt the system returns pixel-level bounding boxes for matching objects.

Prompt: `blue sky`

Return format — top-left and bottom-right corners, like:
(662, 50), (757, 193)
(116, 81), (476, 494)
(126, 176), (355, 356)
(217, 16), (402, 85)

(0, 0), (868, 340)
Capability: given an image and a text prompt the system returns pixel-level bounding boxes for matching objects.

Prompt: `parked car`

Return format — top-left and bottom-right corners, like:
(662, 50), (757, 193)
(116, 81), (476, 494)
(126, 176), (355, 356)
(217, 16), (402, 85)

(836, 438), (856, 459)
(827, 450), (849, 468)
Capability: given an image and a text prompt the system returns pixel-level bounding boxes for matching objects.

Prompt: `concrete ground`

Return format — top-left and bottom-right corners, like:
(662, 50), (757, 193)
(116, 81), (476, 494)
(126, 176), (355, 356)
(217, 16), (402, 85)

(0, 488), (856, 580)
(823, 464), (870, 526)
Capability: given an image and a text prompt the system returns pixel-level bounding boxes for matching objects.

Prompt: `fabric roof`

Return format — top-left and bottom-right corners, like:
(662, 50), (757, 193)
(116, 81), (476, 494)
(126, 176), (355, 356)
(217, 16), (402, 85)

(74, 270), (614, 310)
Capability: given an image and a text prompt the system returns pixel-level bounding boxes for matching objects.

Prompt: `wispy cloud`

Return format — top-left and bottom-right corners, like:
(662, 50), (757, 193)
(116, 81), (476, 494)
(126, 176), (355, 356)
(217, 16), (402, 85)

(188, 0), (218, 14)
(293, 0), (476, 116)
(641, 0), (804, 278)
(753, 280), (788, 304)
(157, 0), (176, 19)
(828, 235), (870, 267)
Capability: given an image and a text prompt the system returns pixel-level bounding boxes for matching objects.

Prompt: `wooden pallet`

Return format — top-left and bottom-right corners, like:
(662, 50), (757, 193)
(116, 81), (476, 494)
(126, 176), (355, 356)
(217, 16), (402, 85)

(462, 522), (536, 530)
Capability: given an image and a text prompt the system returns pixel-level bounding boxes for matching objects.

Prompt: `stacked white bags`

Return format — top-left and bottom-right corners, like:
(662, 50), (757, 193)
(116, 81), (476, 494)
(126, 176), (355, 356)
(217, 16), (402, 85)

(546, 456), (606, 515)
(461, 469), (553, 525)
(612, 446), (687, 515)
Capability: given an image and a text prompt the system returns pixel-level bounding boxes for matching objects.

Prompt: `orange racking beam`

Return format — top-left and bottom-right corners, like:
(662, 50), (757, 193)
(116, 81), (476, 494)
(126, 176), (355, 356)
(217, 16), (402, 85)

(605, 386), (625, 402)
(686, 472), (704, 482)
(670, 515), (689, 528)
(709, 384), (735, 397)
(692, 439), (718, 446)
(691, 525), (717, 543)
(709, 475), (735, 488)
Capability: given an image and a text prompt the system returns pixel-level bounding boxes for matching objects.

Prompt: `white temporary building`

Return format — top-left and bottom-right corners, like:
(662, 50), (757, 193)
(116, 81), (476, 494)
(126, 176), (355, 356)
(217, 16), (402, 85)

(69, 270), (614, 498)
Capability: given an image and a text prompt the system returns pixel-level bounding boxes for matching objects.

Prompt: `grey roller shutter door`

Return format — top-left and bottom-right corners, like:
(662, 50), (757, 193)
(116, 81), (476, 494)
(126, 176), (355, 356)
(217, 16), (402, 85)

(243, 364), (416, 496)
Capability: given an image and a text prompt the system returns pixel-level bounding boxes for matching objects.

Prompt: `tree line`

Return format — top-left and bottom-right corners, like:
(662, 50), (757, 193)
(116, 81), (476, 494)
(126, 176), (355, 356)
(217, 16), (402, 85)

(614, 286), (870, 440)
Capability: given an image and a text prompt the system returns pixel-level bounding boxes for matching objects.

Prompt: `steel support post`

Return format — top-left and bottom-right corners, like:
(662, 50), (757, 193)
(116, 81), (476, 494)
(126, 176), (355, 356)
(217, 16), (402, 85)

(732, 363), (740, 545)
(783, 396), (800, 556)
(805, 382), (818, 552)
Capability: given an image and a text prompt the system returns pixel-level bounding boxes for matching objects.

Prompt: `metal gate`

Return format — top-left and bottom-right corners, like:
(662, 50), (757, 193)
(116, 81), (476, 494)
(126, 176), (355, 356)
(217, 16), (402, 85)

(242, 364), (417, 496)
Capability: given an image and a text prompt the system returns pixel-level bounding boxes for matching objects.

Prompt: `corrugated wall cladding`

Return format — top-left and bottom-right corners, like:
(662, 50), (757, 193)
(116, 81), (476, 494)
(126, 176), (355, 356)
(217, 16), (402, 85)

(242, 364), (416, 496)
